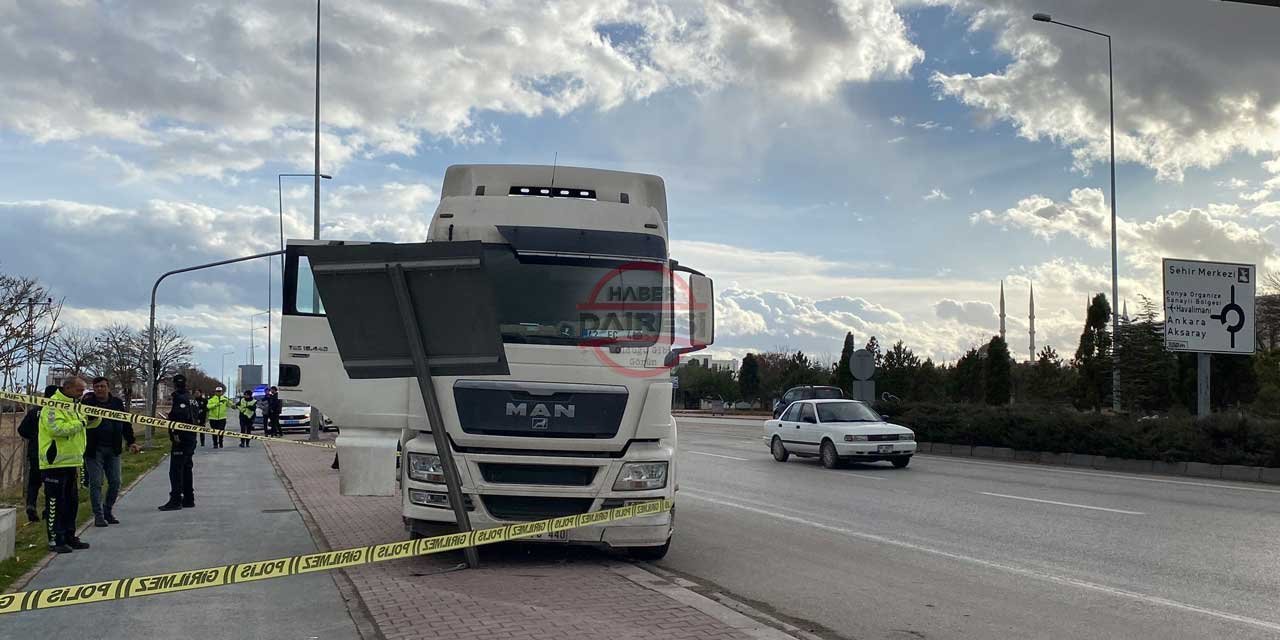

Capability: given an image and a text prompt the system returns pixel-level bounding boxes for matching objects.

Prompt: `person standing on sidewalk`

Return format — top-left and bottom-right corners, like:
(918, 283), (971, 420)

(17, 385), (59, 523)
(235, 390), (257, 448)
(266, 386), (283, 438)
(194, 389), (209, 447)
(206, 386), (230, 448)
(159, 374), (199, 511)
(39, 376), (101, 553)
(82, 377), (140, 527)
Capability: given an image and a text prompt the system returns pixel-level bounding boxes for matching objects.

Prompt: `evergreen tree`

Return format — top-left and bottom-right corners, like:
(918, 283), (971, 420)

(835, 332), (856, 395)
(738, 353), (761, 404)
(864, 336), (883, 368)
(880, 340), (921, 400)
(914, 358), (947, 402)
(1114, 296), (1175, 413)
(1028, 345), (1066, 403)
(949, 348), (985, 403)
(1073, 294), (1113, 411)
(984, 335), (1012, 405)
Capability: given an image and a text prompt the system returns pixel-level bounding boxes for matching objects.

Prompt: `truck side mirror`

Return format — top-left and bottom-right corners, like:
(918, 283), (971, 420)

(688, 273), (715, 348)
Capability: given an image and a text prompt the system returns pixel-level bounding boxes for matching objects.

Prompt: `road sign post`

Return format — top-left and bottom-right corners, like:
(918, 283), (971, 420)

(1162, 258), (1256, 418)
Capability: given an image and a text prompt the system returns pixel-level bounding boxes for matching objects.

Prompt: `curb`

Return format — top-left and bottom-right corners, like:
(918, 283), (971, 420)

(611, 562), (811, 640)
(918, 442), (1280, 485)
(263, 441), (384, 640)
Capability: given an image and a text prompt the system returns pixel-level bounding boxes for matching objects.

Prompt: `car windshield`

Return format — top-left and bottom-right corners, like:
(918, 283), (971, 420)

(815, 402), (880, 423)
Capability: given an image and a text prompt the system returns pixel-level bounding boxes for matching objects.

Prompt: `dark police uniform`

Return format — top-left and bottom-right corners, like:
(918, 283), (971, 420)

(159, 376), (199, 510)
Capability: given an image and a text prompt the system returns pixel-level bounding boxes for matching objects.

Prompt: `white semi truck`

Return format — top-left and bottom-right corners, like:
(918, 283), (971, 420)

(277, 164), (714, 558)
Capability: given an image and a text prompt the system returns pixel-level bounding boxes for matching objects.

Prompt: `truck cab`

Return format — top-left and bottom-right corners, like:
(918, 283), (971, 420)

(279, 165), (713, 558)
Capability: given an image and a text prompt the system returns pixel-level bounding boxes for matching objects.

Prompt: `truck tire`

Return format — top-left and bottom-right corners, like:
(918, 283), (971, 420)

(627, 538), (671, 561)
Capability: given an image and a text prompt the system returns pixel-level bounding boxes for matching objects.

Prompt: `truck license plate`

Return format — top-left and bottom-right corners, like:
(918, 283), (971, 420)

(877, 444), (893, 454)
(528, 530), (569, 542)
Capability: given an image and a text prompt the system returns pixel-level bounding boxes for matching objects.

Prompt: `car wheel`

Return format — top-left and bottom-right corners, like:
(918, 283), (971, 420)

(820, 440), (841, 469)
(627, 538), (671, 561)
(892, 456), (911, 469)
(770, 437), (790, 462)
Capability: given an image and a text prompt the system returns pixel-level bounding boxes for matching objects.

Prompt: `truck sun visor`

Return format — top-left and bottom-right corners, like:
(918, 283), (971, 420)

(496, 225), (666, 261)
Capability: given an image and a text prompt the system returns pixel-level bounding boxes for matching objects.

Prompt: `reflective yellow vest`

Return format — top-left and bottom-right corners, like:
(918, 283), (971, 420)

(207, 394), (230, 420)
(236, 398), (257, 419)
(39, 389), (102, 470)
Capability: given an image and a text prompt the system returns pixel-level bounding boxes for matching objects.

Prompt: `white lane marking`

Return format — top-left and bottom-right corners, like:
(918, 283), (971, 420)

(839, 473), (886, 481)
(921, 454), (1280, 495)
(680, 489), (1280, 634)
(687, 451), (749, 461)
(977, 491), (1144, 515)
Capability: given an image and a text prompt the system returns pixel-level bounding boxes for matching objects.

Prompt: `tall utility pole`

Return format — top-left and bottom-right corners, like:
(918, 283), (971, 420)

(1032, 12), (1120, 412)
(314, 0), (322, 241)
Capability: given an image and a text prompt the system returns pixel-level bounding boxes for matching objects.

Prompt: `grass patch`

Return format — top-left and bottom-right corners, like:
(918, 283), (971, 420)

(0, 433), (169, 594)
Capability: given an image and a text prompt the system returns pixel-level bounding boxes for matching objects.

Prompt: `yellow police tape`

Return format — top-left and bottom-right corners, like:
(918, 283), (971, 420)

(0, 498), (673, 615)
(0, 391), (336, 450)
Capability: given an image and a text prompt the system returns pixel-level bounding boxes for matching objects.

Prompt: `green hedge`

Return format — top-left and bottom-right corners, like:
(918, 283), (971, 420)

(878, 401), (1280, 468)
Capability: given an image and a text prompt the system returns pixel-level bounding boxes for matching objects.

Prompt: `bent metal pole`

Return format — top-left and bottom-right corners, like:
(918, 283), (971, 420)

(148, 250), (284, 447)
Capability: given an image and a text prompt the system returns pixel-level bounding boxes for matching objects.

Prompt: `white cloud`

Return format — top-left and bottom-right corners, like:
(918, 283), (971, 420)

(1240, 189), (1272, 202)
(890, 115), (905, 125)
(1217, 178), (1248, 189)
(932, 1), (1280, 181)
(924, 188), (950, 201)
(934, 299), (996, 327)
(888, 136), (906, 144)
(0, 0), (923, 180)
(915, 120), (941, 130)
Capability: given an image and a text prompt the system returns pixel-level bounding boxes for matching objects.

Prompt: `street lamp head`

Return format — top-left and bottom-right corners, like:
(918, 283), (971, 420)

(1032, 13), (1052, 22)
(320, 174), (333, 180)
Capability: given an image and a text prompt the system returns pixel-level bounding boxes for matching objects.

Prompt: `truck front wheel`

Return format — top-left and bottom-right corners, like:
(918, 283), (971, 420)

(627, 538), (671, 561)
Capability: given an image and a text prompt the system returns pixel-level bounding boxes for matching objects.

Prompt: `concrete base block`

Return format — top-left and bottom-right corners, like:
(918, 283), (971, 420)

(1040, 452), (1069, 466)
(1099, 458), (1154, 474)
(1153, 461), (1188, 476)
(1067, 453), (1096, 468)
(972, 446), (994, 458)
(0, 508), (14, 560)
(1260, 467), (1280, 485)
(951, 445), (973, 457)
(1185, 462), (1223, 479)
(1014, 450), (1040, 463)
(1221, 465), (1262, 483)
(991, 447), (1015, 459)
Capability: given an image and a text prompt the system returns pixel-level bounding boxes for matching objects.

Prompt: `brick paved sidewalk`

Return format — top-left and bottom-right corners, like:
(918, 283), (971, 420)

(267, 437), (755, 640)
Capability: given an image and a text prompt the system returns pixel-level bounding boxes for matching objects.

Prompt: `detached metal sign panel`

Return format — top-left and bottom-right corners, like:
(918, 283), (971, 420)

(1163, 258), (1256, 354)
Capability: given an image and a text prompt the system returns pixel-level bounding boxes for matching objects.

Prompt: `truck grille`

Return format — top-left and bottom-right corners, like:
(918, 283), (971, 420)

(453, 381), (628, 438)
(481, 496), (595, 521)
(478, 463), (598, 486)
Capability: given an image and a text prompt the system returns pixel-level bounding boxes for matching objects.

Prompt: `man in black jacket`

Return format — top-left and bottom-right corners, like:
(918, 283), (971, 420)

(83, 377), (140, 526)
(17, 385), (59, 523)
(266, 386), (283, 438)
(158, 374), (199, 511)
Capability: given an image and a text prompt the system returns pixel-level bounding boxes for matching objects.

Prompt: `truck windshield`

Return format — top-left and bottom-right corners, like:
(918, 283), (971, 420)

(484, 245), (669, 347)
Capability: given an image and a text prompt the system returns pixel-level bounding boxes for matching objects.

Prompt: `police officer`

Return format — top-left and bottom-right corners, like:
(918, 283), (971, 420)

(266, 386), (283, 438)
(235, 390), (257, 447)
(158, 374), (198, 511)
(40, 376), (101, 553)
(206, 386), (230, 448)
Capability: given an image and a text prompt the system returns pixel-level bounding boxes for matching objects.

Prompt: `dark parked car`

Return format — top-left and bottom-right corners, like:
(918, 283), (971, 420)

(772, 385), (844, 418)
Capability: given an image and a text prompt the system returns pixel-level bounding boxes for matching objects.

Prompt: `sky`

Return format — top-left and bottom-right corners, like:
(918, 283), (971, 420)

(3, 0), (1280, 383)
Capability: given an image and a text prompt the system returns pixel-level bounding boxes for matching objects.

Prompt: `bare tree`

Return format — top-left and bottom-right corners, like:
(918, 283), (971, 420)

(96, 323), (142, 401)
(0, 274), (61, 394)
(46, 326), (101, 377)
(1259, 272), (1280, 351)
(148, 323), (195, 383)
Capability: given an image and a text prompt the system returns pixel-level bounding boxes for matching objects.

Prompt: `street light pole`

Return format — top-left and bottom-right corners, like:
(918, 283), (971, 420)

(314, 0), (322, 241)
(1033, 12), (1121, 412)
(221, 350), (236, 391)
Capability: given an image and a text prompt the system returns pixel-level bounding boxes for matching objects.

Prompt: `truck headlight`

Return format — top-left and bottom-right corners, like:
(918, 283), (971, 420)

(613, 462), (668, 491)
(844, 435), (868, 442)
(407, 453), (444, 483)
(900, 431), (915, 441)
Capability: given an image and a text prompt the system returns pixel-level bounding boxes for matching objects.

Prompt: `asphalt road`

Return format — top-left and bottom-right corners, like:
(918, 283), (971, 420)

(663, 416), (1280, 640)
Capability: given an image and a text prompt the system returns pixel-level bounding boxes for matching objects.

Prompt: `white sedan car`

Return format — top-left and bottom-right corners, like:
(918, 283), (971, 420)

(764, 399), (916, 469)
